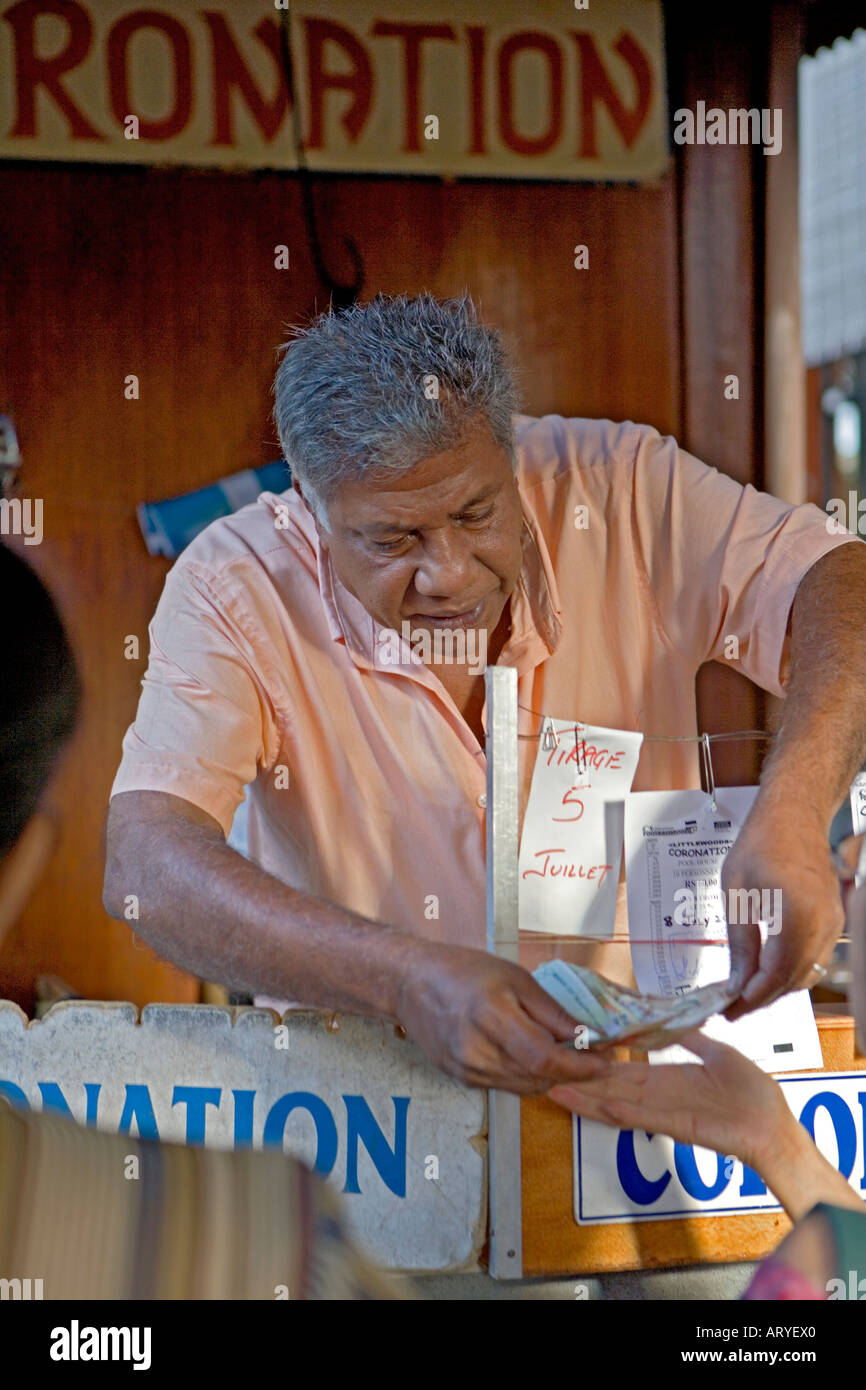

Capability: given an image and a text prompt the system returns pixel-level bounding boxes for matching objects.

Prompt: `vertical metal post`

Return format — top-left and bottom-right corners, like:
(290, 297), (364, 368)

(485, 664), (523, 1278)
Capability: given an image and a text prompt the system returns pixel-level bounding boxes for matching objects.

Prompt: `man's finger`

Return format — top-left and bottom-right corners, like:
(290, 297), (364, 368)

(725, 921), (761, 994)
(724, 968), (783, 1019)
(456, 1047), (605, 1095)
(491, 1001), (608, 1083)
(519, 978), (590, 1043)
(454, 1064), (554, 1095)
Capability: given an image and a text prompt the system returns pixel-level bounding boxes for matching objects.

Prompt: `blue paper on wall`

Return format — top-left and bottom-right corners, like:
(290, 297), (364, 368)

(137, 460), (290, 558)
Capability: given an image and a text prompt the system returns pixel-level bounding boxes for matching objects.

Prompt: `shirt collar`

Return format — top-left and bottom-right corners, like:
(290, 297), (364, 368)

(505, 480), (563, 667)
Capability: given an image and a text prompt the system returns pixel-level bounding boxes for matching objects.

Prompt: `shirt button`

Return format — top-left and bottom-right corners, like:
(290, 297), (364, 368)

(477, 793), (487, 808)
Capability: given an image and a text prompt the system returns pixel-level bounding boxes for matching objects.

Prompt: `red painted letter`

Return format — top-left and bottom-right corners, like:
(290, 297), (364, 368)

(572, 31), (651, 158)
(370, 21), (456, 153)
(203, 13), (288, 146)
(304, 18), (372, 149)
(107, 10), (192, 140)
(5, 0), (103, 139)
(497, 31), (563, 157)
(465, 24), (486, 155)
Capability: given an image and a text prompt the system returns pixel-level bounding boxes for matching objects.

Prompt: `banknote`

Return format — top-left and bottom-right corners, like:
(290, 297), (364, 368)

(533, 958), (738, 1050)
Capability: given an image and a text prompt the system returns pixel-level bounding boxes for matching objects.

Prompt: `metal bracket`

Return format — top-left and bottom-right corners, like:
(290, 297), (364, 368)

(484, 665), (523, 1279)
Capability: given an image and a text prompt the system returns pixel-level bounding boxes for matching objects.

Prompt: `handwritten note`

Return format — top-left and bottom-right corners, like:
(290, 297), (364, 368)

(518, 720), (643, 937)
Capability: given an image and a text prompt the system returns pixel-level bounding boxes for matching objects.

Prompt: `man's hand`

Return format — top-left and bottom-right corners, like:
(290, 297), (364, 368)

(394, 944), (611, 1094)
(718, 542), (866, 1019)
(721, 797), (844, 1019)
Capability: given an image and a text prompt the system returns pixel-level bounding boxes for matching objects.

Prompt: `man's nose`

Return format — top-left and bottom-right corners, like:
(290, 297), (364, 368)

(412, 531), (474, 596)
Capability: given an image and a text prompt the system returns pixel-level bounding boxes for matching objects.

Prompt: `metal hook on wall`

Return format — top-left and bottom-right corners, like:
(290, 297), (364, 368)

(277, 9), (365, 310)
(541, 716), (559, 752)
(700, 732), (718, 812)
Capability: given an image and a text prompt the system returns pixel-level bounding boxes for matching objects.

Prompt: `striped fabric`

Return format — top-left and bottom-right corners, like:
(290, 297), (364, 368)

(0, 1096), (407, 1300)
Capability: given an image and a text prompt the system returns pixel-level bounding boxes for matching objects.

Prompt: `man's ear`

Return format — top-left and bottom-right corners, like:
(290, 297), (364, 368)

(291, 477), (315, 524)
(291, 478), (330, 539)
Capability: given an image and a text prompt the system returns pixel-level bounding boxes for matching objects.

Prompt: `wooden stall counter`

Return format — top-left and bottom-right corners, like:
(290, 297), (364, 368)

(520, 1009), (866, 1277)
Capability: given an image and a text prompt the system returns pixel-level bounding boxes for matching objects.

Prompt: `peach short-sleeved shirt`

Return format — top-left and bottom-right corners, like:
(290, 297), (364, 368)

(110, 416), (857, 967)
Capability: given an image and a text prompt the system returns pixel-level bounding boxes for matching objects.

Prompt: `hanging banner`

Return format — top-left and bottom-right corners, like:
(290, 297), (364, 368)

(0, 0), (668, 181)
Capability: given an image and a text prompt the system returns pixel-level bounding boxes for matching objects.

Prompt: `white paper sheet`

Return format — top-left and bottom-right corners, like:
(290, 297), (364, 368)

(625, 786), (759, 993)
(518, 720), (643, 937)
(649, 990), (823, 1072)
(624, 786), (823, 1071)
(851, 772), (866, 839)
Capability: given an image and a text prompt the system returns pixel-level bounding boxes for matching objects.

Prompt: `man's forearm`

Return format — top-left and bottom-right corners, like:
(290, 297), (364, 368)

(758, 543), (866, 826)
(103, 794), (428, 1016)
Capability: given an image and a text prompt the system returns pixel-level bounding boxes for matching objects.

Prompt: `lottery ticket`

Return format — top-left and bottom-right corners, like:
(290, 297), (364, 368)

(624, 787), (760, 995)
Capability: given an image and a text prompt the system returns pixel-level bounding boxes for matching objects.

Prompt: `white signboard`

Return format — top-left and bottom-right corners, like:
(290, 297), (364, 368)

(0, 0), (669, 181)
(574, 1070), (866, 1224)
(0, 1000), (486, 1272)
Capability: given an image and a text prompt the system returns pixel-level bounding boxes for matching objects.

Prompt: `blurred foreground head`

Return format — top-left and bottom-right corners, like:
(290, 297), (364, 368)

(0, 543), (403, 1299)
(0, 543), (80, 860)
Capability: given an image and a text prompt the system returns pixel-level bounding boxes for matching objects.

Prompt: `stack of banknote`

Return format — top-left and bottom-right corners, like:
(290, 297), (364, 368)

(533, 958), (739, 1051)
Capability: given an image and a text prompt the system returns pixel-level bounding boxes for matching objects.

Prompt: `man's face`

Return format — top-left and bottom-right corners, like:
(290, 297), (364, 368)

(294, 422), (524, 641)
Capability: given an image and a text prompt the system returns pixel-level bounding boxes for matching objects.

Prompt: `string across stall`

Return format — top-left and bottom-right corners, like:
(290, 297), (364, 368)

(510, 709), (853, 945)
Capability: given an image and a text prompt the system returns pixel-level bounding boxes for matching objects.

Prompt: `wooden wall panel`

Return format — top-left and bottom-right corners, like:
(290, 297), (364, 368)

(669, 10), (773, 788)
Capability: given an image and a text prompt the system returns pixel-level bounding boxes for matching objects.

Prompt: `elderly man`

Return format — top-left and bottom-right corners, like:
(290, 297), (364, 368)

(104, 292), (866, 1094)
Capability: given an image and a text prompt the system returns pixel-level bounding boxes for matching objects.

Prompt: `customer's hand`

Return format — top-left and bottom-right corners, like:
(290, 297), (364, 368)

(395, 944), (611, 1094)
(550, 1026), (866, 1221)
(548, 1028), (791, 1173)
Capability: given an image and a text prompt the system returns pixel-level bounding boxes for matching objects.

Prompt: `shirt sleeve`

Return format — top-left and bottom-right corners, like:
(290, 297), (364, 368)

(628, 426), (862, 696)
(109, 559), (281, 838)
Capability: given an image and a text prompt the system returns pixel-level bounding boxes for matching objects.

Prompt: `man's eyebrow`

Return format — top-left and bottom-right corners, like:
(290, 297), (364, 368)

(454, 483), (499, 511)
(357, 483), (501, 536)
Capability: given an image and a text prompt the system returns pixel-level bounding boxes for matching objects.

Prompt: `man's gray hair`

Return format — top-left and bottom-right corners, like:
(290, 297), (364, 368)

(271, 292), (520, 527)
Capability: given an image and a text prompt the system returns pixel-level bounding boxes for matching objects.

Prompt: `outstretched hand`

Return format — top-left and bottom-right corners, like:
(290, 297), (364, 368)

(548, 1028), (791, 1173)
